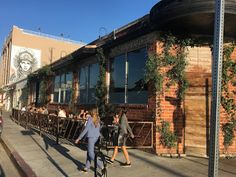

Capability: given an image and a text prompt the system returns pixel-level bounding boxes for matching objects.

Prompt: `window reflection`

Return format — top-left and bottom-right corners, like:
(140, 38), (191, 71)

(53, 72), (73, 103)
(127, 48), (147, 104)
(65, 72), (72, 103)
(88, 63), (99, 103)
(110, 55), (125, 103)
(79, 66), (88, 104)
(53, 75), (60, 102)
(109, 48), (147, 104)
(78, 63), (99, 104)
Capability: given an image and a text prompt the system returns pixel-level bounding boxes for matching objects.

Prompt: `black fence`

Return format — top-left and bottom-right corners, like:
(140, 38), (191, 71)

(12, 109), (154, 148)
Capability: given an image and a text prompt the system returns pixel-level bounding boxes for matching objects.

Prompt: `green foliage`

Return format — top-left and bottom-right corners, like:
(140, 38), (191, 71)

(158, 120), (177, 149)
(144, 33), (189, 101)
(222, 120), (236, 147)
(221, 44), (236, 148)
(95, 48), (111, 119)
(39, 80), (47, 104)
(144, 53), (163, 92)
(38, 65), (55, 79)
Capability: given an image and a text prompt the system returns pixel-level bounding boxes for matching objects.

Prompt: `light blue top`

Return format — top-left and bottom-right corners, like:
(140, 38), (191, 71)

(78, 116), (100, 140)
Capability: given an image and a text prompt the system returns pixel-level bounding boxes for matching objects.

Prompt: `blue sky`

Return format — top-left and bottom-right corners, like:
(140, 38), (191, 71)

(0, 0), (159, 47)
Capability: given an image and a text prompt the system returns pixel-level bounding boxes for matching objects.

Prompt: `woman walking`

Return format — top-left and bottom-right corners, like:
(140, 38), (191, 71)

(108, 108), (134, 167)
(75, 110), (105, 175)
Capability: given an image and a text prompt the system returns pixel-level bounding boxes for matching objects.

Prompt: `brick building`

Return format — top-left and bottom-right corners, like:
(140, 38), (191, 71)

(27, 0), (236, 156)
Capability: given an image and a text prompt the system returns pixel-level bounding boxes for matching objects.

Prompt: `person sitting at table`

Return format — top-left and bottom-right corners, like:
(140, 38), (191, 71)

(78, 109), (88, 119)
(58, 106), (66, 118)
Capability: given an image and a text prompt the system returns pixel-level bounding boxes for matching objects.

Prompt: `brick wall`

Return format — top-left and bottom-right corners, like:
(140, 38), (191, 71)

(218, 48), (236, 155)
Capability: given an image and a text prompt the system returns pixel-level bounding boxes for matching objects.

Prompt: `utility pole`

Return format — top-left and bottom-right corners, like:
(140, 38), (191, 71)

(208, 0), (225, 177)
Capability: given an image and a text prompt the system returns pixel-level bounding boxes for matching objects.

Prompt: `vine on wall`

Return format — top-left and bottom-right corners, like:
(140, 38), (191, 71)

(144, 34), (191, 101)
(144, 34), (192, 150)
(95, 48), (107, 118)
(95, 48), (115, 119)
(221, 44), (236, 148)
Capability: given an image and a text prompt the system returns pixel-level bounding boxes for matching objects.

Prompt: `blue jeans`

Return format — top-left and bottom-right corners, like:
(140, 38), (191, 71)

(86, 137), (104, 169)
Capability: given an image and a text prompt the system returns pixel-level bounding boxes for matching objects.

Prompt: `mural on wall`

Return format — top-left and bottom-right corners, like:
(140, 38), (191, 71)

(9, 46), (41, 83)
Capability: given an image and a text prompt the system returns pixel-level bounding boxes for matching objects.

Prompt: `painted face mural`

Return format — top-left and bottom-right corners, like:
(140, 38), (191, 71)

(19, 52), (34, 72)
(16, 51), (35, 79)
(20, 60), (32, 72)
(9, 46), (41, 83)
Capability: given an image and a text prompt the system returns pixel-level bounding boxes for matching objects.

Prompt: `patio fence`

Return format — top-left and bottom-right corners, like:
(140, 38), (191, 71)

(11, 109), (153, 148)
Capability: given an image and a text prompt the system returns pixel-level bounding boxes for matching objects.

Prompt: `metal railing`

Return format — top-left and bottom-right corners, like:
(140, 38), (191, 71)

(22, 29), (86, 45)
(12, 109), (154, 148)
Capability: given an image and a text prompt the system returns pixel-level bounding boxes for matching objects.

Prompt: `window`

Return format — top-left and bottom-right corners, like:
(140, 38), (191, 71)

(53, 72), (73, 103)
(109, 55), (126, 104)
(110, 48), (147, 104)
(65, 73), (73, 103)
(53, 75), (60, 102)
(127, 48), (147, 103)
(78, 63), (99, 104)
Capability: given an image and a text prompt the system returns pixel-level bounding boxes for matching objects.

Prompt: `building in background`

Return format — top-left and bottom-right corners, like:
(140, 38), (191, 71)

(0, 25), (85, 110)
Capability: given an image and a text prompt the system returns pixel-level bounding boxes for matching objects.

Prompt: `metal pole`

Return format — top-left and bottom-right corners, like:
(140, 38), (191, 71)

(208, 0), (225, 177)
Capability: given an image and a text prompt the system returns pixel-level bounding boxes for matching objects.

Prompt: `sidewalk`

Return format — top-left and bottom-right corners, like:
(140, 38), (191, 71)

(1, 111), (236, 177)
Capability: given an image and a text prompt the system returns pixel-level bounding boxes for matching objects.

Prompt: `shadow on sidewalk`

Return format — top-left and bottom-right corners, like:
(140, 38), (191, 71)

(20, 129), (84, 177)
(185, 157), (236, 176)
(0, 165), (6, 177)
(129, 151), (189, 177)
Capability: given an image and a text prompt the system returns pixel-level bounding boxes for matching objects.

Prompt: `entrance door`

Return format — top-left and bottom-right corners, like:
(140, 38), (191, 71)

(184, 75), (211, 157)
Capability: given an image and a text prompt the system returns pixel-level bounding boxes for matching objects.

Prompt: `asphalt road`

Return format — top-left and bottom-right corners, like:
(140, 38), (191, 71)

(0, 140), (21, 177)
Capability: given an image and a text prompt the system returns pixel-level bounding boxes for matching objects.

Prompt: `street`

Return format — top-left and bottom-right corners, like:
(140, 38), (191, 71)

(0, 140), (21, 177)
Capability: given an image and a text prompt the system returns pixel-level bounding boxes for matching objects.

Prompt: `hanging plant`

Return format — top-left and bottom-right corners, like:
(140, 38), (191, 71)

(221, 44), (236, 148)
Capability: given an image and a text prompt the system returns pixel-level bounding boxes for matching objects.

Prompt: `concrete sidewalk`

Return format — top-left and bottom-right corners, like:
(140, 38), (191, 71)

(1, 111), (236, 177)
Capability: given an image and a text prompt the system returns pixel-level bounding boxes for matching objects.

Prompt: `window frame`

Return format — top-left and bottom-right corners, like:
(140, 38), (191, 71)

(109, 47), (148, 104)
(78, 62), (99, 104)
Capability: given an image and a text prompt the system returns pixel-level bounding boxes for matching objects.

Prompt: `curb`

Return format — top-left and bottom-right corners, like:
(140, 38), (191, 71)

(0, 135), (37, 177)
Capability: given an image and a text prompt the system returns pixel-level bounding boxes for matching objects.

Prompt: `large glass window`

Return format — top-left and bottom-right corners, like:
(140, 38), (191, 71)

(127, 48), (147, 103)
(78, 63), (99, 104)
(53, 72), (73, 103)
(109, 55), (125, 104)
(109, 48), (147, 104)
(88, 63), (99, 103)
(53, 75), (60, 102)
(65, 73), (73, 103)
(60, 74), (66, 103)
(79, 66), (88, 104)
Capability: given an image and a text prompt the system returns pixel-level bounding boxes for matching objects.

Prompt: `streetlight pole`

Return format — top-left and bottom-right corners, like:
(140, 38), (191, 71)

(208, 0), (225, 177)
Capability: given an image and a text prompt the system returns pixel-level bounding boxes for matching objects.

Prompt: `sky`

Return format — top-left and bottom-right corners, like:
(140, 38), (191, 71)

(0, 0), (159, 48)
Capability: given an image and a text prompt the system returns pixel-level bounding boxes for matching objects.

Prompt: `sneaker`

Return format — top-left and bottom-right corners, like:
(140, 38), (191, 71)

(80, 168), (88, 173)
(121, 162), (131, 167)
(106, 159), (114, 164)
